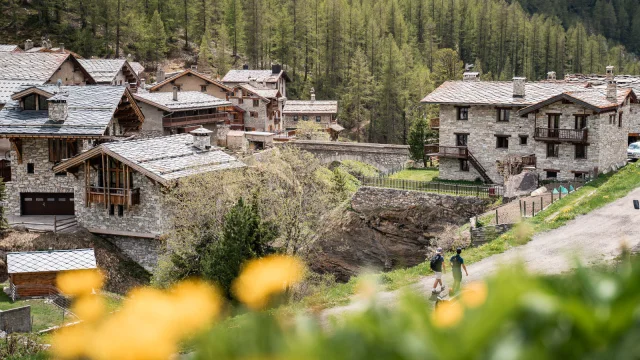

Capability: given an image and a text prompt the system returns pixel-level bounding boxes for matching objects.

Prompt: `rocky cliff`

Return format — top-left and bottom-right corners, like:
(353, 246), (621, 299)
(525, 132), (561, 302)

(310, 187), (492, 281)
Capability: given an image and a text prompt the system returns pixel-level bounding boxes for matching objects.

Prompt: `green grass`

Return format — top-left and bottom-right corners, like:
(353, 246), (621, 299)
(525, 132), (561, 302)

(293, 162), (640, 310)
(389, 168), (439, 181)
(0, 289), (77, 332)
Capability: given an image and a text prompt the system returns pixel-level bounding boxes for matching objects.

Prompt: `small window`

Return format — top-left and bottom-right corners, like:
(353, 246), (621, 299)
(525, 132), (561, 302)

(316, 116), (321, 123)
(496, 108), (510, 122)
(200, 85), (207, 92)
(456, 107), (469, 120)
(302, 115), (309, 121)
(109, 204), (115, 216)
(546, 171), (558, 179)
(59, 198), (66, 201)
(253, 99), (260, 107)
(24, 198), (32, 201)
(238, 98), (244, 104)
(293, 115), (299, 122)
(575, 144), (587, 159)
(459, 159), (469, 171)
(27, 163), (34, 174)
(546, 143), (559, 158)
(250, 111), (258, 118)
(519, 135), (528, 145)
(23, 94), (37, 110)
(619, 112), (623, 128)
(496, 136), (509, 149)
(575, 172), (587, 180)
(455, 133), (468, 147)
(609, 114), (615, 125)
(47, 198), (55, 202)
(574, 115), (587, 129)
(55, 172), (67, 177)
(118, 205), (124, 217)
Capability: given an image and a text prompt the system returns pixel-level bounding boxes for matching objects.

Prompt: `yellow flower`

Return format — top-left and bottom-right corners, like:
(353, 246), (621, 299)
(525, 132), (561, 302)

(51, 324), (92, 359)
(57, 269), (104, 297)
(431, 300), (463, 328)
(561, 206), (573, 214)
(461, 281), (488, 308)
(233, 255), (305, 310)
(72, 294), (106, 323)
(170, 280), (222, 334)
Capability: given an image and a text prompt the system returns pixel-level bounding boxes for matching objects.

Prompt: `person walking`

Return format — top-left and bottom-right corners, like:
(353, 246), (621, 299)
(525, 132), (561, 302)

(430, 247), (446, 294)
(450, 247), (468, 294)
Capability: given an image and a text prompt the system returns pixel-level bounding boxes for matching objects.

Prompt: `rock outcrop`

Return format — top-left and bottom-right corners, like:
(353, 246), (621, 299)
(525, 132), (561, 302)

(309, 187), (492, 281)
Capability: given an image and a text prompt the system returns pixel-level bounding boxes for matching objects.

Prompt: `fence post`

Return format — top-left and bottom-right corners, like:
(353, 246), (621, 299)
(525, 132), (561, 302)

(519, 200), (522, 217)
(495, 209), (499, 225)
(53, 215), (57, 234)
(540, 197), (543, 211)
(532, 202), (536, 216)
(524, 201), (527, 217)
(559, 189), (562, 200)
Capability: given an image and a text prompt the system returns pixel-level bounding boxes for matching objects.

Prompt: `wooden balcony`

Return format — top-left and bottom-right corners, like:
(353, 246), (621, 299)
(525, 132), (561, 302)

(87, 187), (140, 206)
(534, 127), (588, 143)
(430, 118), (440, 130)
(163, 113), (229, 127)
(424, 145), (468, 159)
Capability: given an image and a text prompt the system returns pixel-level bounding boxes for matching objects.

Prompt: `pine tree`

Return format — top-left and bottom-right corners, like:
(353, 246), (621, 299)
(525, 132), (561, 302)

(342, 48), (374, 142)
(214, 25), (232, 76)
(407, 116), (429, 167)
(149, 10), (168, 67)
(198, 32), (214, 74)
(0, 178), (7, 230)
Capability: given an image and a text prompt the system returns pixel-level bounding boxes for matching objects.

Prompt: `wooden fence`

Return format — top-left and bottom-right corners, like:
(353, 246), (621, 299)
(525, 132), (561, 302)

(360, 176), (504, 198)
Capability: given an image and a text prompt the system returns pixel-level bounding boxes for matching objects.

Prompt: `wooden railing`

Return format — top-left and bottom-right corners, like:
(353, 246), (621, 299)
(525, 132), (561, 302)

(87, 187), (140, 206)
(424, 145), (469, 159)
(522, 154), (537, 167)
(534, 127), (588, 142)
(430, 118), (440, 129)
(163, 112), (229, 127)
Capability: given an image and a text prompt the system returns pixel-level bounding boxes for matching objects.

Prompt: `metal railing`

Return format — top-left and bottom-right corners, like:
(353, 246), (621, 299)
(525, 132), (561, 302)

(534, 127), (588, 142)
(360, 176), (503, 198)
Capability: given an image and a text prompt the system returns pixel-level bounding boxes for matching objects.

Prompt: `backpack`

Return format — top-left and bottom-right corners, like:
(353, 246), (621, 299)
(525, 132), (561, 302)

(429, 255), (440, 271)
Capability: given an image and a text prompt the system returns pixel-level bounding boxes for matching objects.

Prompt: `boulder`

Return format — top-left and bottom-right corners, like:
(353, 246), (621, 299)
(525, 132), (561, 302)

(531, 186), (548, 196)
(504, 171), (538, 198)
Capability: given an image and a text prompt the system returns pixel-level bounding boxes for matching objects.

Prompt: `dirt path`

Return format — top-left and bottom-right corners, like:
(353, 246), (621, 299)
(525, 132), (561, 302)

(321, 187), (640, 321)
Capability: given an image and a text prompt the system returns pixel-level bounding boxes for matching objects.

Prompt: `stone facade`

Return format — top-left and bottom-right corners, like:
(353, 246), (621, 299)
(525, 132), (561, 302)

(284, 113), (333, 129)
(0, 306), (31, 333)
(228, 88), (283, 132)
(288, 140), (410, 173)
(47, 59), (89, 85)
(99, 235), (161, 271)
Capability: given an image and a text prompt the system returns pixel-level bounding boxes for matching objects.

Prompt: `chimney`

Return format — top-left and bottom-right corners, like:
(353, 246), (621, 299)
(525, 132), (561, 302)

(310, 87), (316, 101)
(140, 78), (146, 89)
(191, 65), (198, 72)
(513, 77), (526, 98)
(606, 65), (617, 101)
(49, 98), (68, 122)
(249, 77), (258, 87)
(243, 64), (249, 70)
(24, 39), (33, 51)
(156, 69), (165, 83)
(463, 72), (479, 82)
(172, 86), (178, 101)
(190, 126), (213, 151)
(59, 43), (64, 53)
(272, 64), (282, 74)
(547, 71), (556, 81)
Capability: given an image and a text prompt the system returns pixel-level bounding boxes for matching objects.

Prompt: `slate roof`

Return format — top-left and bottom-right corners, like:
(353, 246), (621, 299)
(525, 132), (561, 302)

(0, 80), (43, 105)
(129, 62), (145, 76)
(0, 45), (20, 52)
(77, 59), (130, 83)
(565, 74), (640, 92)
(222, 69), (284, 84)
(282, 100), (338, 114)
(518, 88), (633, 115)
(7, 249), (97, 274)
(150, 69), (232, 92)
(238, 83), (279, 100)
(0, 85), (129, 137)
(134, 91), (231, 111)
(0, 53), (70, 82)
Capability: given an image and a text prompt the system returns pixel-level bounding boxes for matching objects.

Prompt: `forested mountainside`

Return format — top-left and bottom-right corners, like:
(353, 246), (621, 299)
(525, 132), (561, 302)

(2, 0), (640, 144)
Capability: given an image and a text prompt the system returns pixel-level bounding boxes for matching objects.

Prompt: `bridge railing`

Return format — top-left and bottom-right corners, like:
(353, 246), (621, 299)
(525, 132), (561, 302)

(360, 177), (503, 198)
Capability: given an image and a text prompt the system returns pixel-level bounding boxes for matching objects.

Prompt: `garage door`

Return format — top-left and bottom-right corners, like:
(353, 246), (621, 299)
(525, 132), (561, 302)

(20, 193), (74, 216)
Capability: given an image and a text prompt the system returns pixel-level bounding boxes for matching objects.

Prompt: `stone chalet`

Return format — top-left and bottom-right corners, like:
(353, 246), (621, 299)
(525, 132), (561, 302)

(52, 129), (245, 237)
(282, 89), (338, 130)
(77, 59), (140, 89)
(222, 65), (290, 98)
(133, 89), (236, 141)
(422, 67), (637, 184)
(0, 85), (144, 218)
(151, 68), (232, 101)
(0, 45), (22, 53)
(228, 81), (285, 133)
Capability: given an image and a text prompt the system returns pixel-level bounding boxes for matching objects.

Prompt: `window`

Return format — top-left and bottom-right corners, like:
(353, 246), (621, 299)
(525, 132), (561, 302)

(253, 99), (260, 107)
(459, 159), (469, 171)
(575, 144), (587, 159)
(316, 116), (321, 123)
(118, 205), (124, 217)
(293, 115), (299, 122)
(302, 115), (309, 121)
(546, 143), (559, 158)
(109, 204), (115, 216)
(546, 171), (558, 179)
(48, 139), (78, 163)
(250, 111), (258, 118)
(619, 112), (623, 128)
(455, 133), (468, 147)
(238, 98), (244, 104)
(574, 172), (587, 180)
(496, 135), (509, 149)
(496, 108), (510, 122)
(547, 114), (560, 129)
(200, 85), (207, 92)
(609, 114), (616, 125)
(456, 107), (469, 120)
(38, 95), (48, 110)
(27, 163), (34, 174)
(519, 135), (528, 145)
(23, 94), (36, 110)
(574, 115), (587, 129)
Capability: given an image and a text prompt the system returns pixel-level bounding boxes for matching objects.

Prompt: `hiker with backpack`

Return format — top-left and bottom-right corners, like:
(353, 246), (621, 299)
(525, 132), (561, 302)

(450, 247), (469, 294)
(430, 247), (446, 294)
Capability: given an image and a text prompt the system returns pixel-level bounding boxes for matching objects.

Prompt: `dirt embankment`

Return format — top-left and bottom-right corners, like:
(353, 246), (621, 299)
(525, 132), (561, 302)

(0, 229), (150, 294)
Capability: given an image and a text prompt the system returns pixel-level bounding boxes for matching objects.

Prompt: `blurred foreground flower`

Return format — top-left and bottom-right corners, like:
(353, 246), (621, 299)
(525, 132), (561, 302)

(233, 255), (305, 310)
(461, 281), (488, 308)
(71, 294), (105, 323)
(56, 269), (104, 296)
(431, 300), (463, 328)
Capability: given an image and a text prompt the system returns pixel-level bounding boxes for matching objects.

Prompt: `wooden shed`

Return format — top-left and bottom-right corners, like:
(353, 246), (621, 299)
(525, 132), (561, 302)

(6, 249), (97, 299)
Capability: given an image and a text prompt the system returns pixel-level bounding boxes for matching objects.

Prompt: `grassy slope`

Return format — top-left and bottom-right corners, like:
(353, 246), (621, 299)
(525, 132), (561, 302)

(389, 168), (439, 181)
(295, 162), (640, 310)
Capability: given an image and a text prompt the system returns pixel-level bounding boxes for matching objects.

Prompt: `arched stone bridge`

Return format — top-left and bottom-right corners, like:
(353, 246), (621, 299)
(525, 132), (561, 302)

(286, 140), (410, 173)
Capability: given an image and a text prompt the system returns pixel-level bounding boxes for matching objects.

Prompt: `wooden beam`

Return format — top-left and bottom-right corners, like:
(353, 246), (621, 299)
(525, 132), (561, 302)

(9, 138), (22, 164)
(86, 228), (159, 239)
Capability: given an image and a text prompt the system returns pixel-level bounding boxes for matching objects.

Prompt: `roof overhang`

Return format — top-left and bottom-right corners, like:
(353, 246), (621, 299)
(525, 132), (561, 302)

(133, 94), (231, 112)
(517, 92), (626, 116)
(10, 87), (55, 100)
(149, 69), (232, 92)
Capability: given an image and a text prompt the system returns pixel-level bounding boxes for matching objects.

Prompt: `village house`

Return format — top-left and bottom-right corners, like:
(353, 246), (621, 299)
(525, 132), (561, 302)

(151, 67), (232, 100)
(0, 85), (144, 217)
(0, 44), (23, 53)
(77, 59), (140, 89)
(228, 80), (285, 133)
(421, 67), (636, 184)
(282, 88), (338, 130)
(52, 128), (245, 238)
(222, 65), (290, 98)
(133, 88), (235, 140)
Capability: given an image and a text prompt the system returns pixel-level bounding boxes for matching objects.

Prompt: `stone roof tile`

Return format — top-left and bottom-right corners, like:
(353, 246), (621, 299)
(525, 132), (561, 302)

(0, 53), (69, 82)
(7, 249), (97, 274)
(134, 91), (231, 111)
(283, 100), (338, 114)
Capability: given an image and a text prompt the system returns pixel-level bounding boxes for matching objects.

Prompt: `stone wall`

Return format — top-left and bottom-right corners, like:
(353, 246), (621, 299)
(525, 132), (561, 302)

(229, 88), (278, 132)
(138, 101), (166, 135)
(0, 306), (31, 334)
(287, 141), (410, 173)
(470, 224), (514, 246)
(154, 76), (228, 100)
(99, 235), (160, 271)
(48, 60), (88, 85)
(283, 114), (333, 129)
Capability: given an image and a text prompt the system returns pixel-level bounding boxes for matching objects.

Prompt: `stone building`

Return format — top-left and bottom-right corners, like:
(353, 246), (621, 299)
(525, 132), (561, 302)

(228, 81), (285, 133)
(149, 68), (232, 100)
(222, 65), (290, 98)
(282, 88), (338, 130)
(421, 68), (637, 184)
(77, 59), (140, 88)
(0, 85), (144, 217)
(133, 89), (234, 139)
(52, 129), (245, 238)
